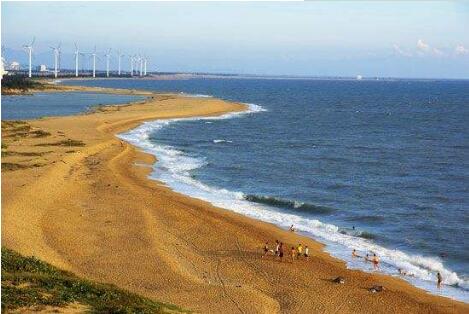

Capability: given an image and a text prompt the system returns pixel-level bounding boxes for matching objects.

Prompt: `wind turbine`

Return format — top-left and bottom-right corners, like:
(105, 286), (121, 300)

(50, 43), (61, 78)
(23, 37), (35, 78)
(91, 46), (97, 78)
(143, 56), (147, 76)
(139, 55), (143, 77)
(104, 48), (111, 77)
(129, 55), (134, 76)
(74, 43), (79, 77)
(117, 50), (124, 76)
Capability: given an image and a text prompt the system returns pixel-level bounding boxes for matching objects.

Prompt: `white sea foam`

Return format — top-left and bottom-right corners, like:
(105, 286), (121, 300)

(213, 139), (233, 143)
(179, 92), (213, 98)
(118, 101), (468, 303)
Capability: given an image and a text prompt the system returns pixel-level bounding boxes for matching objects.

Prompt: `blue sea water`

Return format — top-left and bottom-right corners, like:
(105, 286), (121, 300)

(1, 92), (146, 120)
(61, 78), (468, 302)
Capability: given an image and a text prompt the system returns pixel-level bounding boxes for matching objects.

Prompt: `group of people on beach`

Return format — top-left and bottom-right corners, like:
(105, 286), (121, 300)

(352, 249), (380, 270)
(262, 240), (310, 262)
(352, 249), (444, 288)
(266, 224), (444, 288)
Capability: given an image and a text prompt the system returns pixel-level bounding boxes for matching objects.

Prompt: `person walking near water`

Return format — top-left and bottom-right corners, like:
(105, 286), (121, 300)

(304, 245), (309, 260)
(437, 272), (443, 289)
(372, 253), (380, 270)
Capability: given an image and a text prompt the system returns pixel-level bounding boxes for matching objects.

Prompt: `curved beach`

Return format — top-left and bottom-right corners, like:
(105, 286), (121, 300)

(2, 87), (468, 313)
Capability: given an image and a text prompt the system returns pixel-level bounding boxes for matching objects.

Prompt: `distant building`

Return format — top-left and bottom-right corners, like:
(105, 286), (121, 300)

(9, 61), (20, 71)
(36, 64), (47, 72)
(1, 57), (8, 78)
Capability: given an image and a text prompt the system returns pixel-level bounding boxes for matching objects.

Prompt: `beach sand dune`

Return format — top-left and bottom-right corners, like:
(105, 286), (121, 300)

(2, 90), (467, 313)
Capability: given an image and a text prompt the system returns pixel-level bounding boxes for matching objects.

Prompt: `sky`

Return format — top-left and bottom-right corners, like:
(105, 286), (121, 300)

(2, 1), (469, 79)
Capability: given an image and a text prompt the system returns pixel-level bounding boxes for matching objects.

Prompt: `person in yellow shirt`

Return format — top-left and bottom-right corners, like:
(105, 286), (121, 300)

(297, 244), (303, 259)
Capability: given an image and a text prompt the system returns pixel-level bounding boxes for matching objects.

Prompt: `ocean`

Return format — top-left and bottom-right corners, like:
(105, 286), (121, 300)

(60, 78), (467, 302)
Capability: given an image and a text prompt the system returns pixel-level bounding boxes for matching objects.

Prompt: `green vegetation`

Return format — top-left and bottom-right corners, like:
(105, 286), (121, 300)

(2, 247), (188, 313)
(35, 139), (85, 147)
(1, 75), (42, 91)
(30, 130), (51, 138)
(1, 162), (44, 171)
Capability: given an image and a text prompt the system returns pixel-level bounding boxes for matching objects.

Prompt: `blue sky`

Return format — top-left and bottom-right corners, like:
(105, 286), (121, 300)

(2, 1), (469, 78)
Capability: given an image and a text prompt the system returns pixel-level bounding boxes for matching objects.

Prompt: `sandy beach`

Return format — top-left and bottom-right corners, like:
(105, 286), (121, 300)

(2, 87), (468, 313)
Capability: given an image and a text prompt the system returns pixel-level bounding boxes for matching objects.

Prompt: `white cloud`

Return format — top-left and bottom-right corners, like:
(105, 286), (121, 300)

(417, 39), (430, 52)
(415, 39), (446, 57)
(432, 47), (444, 57)
(393, 44), (412, 57)
(455, 44), (469, 55)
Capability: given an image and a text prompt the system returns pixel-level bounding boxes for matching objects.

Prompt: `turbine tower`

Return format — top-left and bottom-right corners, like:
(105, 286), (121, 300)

(91, 46), (97, 78)
(139, 55), (143, 77)
(129, 55), (134, 76)
(104, 48), (111, 77)
(23, 37), (35, 78)
(143, 56), (147, 76)
(50, 43), (61, 78)
(117, 51), (124, 76)
(74, 43), (79, 77)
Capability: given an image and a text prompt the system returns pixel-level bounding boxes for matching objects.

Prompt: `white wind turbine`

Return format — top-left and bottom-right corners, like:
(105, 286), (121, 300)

(23, 37), (35, 78)
(139, 55), (143, 76)
(104, 48), (111, 77)
(143, 56), (147, 76)
(129, 55), (135, 76)
(74, 43), (79, 77)
(91, 46), (97, 78)
(117, 50), (124, 76)
(50, 43), (61, 78)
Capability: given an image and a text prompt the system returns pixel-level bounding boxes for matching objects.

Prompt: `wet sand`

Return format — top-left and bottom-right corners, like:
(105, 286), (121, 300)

(2, 87), (467, 313)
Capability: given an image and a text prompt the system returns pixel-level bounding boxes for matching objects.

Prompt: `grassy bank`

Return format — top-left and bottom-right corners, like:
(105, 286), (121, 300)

(1, 247), (187, 313)
(1, 75), (44, 94)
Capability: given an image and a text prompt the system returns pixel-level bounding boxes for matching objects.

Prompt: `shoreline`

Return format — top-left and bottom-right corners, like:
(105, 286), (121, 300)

(2, 85), (468, 313)
(119, 107), (468, 303)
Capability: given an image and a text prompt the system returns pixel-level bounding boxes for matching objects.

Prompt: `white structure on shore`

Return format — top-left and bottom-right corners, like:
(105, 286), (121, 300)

(1, 57), (8, 78)
(9, 61), (20, 71)
(117, 51), (124, 76)
(105, 48), (111, 77)
(3, 38), (151, 78)
(22, 37), (35, 78)
(50, 43), (61, 78)
(36, 64), (47, 72)
(91, 46), (97, 78)
(74, 43), (80, 77)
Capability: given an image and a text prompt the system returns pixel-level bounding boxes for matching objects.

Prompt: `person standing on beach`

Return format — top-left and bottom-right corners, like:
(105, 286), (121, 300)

(304, 245), (309, 260)
(437, 272), (443, 289)
(279, 242), (284, 261)
(275, 240), (280, 256)
(297, 244), (303, 259)
(291, 246), (296, 262)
